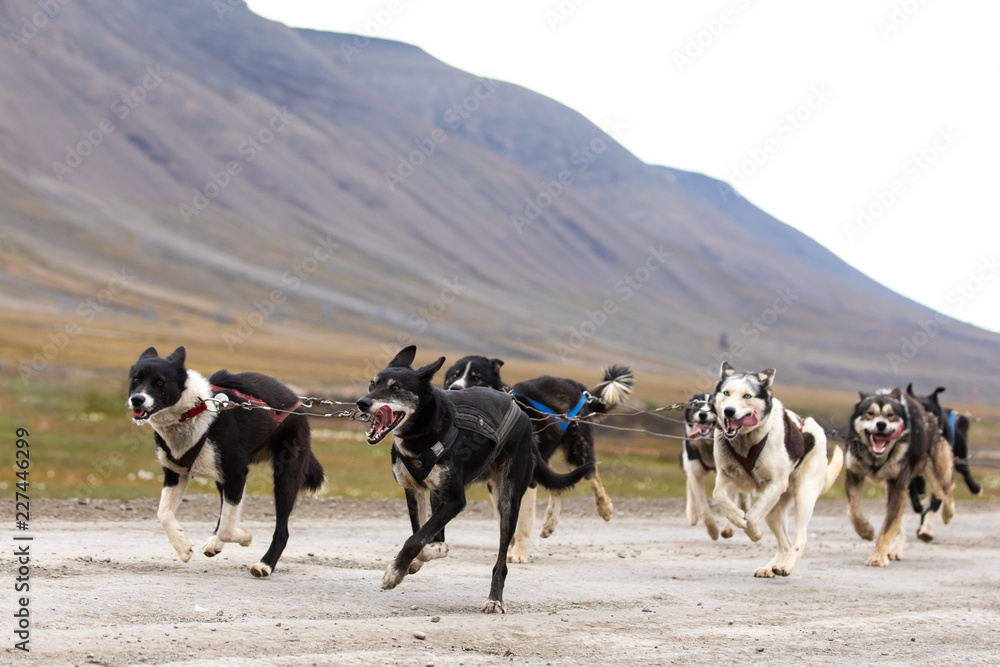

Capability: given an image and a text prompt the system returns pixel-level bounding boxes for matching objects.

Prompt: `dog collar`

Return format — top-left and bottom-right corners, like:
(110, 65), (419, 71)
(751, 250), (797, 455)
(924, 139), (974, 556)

(178, 401), (210, 422)
(727, 433), (768, 474)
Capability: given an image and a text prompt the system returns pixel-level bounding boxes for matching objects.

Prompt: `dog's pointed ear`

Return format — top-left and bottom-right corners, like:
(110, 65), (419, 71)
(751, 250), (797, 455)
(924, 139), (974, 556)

(491, 358), (504, 374)
(757, 368), (775, 387)
(906, 382), (916, 397)
(165, 346), (186, 365)
(858, 391), (872, 400)
(720, 360), (735, 377)
(139, 347), (159, 361)
(416, 356), (446, 383)
(931, 386), (946, 401)
(889, 387), (902, 400)
(389, 346), (417, 368)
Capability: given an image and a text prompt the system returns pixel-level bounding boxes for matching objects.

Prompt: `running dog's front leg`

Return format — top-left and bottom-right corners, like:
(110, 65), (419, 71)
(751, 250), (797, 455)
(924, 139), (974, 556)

(845, 469), (874, 541)
(383, 487), (465, 590)
(868, 476), (909, 567)
(158, 469), (193, 562)
(713, 472), (748, 531)
(743, 473), (787, 543)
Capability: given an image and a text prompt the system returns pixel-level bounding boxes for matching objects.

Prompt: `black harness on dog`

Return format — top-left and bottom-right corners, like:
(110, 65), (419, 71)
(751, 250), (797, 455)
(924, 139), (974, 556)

(393, 395), (522, 487)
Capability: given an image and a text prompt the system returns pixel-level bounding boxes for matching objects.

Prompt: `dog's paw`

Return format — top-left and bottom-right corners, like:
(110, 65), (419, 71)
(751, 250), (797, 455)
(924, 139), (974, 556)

(202, 535), (224, 558)
(720, 524), (735, 539)
(705, 521), (720, 541)
(596, 495), (613, 522)
(482, 599), (505, 614)
(175, 542), (194, 563)
(539, 516), (559, 539)
(507, 547), (530, 564)
(753, 566), (777, 578)
(855, 523), (875, 541)
(236, 528), (253, 548)
(771, 565), (793, 577)
(417, 542), (449, 562)
(745, 522), (763, 543)
(407, 560), (424, 575)
(865, 552), (889, 567)
(916, 524), (934, 543)
(382, 564), (406, 590)
(250, 562), (272, 578)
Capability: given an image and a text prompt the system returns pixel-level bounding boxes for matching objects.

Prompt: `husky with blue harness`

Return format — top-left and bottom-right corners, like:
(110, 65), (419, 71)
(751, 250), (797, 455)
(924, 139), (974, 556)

(443, 356), (633, 562)
(356, 346), (594, 613)
(906, 384), (981, 541)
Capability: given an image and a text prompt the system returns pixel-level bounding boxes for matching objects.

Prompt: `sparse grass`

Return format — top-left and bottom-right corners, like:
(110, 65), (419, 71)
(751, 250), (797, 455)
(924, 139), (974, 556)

(1, 315), (997, 506)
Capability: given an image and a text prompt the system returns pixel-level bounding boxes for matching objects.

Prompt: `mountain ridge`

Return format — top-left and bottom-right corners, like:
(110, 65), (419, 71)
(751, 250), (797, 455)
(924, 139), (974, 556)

(0, 0), (996, 402)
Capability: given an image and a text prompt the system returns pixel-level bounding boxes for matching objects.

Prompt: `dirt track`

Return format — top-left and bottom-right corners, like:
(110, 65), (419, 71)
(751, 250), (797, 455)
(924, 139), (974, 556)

(6, 496), (1000, 666)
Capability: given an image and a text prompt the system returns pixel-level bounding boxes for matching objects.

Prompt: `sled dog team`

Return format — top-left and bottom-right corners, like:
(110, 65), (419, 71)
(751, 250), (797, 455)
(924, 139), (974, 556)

(128, 346), (976, 613)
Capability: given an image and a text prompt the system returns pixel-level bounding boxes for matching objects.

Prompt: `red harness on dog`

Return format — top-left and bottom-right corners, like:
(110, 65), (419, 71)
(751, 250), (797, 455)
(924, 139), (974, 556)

(166, 387), (302, 471)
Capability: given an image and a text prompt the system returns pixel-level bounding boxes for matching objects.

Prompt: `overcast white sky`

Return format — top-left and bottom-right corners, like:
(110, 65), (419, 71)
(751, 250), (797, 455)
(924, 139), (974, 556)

(247, 0), (1000, 334)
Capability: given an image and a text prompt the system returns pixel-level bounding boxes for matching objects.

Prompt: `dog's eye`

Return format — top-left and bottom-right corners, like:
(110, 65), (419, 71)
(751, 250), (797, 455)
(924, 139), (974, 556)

(390, 384), (399, 392)
(156, 380), (164, 387)
(369, 379), (375, 390)
(471, 372), (478, 378)
(743, 393), (751, 399)
(131, 377), (138, 385)
(722, 390), (730, 396)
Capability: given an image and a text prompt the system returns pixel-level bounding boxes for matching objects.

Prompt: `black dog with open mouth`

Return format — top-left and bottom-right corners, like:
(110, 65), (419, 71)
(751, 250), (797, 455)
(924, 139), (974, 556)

(356, 346), (592, 613)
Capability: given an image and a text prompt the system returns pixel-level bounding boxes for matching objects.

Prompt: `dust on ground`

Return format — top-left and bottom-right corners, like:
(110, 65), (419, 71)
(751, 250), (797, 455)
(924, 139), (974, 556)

(5, 496), (1000, 665)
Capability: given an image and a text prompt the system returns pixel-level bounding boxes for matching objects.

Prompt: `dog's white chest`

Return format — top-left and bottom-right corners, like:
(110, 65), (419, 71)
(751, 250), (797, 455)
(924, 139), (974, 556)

(391, 440), (444, 491)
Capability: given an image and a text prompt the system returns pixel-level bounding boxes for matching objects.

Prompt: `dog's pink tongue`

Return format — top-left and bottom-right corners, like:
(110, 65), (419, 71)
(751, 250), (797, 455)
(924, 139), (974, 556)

(372, 405), (393, 431)
(730, 413), (758, 427)
(871, 435), (891, 454)
(690, 423), (712, 437)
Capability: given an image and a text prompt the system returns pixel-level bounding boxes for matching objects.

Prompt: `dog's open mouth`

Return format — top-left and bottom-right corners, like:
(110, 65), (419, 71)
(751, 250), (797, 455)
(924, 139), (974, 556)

(866, 423), (904, 455)
(688, 422), (714, 438)
(131, 407), (157, 423)
(723, 412), (757, 439)
(366, 405), (405, 445)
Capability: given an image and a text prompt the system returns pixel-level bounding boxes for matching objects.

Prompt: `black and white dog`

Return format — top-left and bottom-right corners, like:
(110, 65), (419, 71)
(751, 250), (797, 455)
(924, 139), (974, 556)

(442, 355), (633, 562)
(845, 389), (955, 564)
(712, 362), (843, 577)
(128, 347), (324, 577)
(356, 346), (593, 614)
(681, 392), (743, 540)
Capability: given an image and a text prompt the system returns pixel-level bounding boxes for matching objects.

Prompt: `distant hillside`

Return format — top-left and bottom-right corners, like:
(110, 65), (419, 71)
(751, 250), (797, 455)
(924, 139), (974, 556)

(0, 0), (996, 401)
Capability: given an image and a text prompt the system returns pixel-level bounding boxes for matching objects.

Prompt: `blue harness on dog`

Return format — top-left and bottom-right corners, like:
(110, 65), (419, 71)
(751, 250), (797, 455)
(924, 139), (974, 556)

(947, 410), (957, 448)
(512, 392), (588, 432)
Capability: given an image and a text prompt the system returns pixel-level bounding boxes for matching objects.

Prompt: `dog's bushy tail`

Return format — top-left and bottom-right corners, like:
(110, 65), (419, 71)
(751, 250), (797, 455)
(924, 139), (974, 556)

(809, 417), (843, 494)
(533, 447), (595, 490)
(588, 365), (634, 414)
(302, 451), (326, 494)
